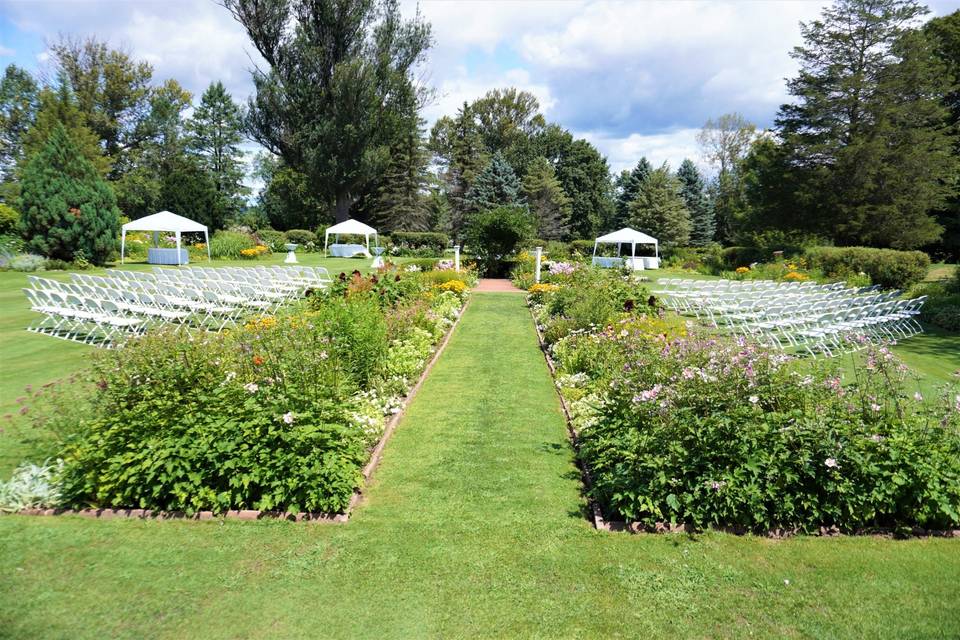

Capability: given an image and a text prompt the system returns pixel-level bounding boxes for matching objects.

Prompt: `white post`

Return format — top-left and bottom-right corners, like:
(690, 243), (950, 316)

(534, 246), (543, 283)
(175, 231), (182, 266)
(120, 230), (126, 264)
(454, 245), (461, 272)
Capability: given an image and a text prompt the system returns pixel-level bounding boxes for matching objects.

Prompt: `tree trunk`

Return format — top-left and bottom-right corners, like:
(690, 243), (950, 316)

(334, 191), (353, 222)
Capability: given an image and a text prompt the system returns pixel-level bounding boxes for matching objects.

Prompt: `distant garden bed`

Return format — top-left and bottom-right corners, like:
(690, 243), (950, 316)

(525, 263), (960, 535)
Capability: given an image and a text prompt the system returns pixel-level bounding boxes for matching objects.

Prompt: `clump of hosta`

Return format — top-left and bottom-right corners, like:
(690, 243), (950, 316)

(0, 459), (64, 513)
(384, 328), (434, 382)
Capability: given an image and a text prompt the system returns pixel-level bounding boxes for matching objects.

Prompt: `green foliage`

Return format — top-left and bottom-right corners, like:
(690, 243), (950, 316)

(187, 80), (248, 217)
(0, 64), (39, 182)
(614, 158), (651, 227)
(0, 203), (19, 235)
(464, 151), (523, 217)
(555, 138), (614, 239)
(254, 154), (329, 231)
(677, 159), (715, 246)
(570, 239), (594, 255)
(0, 459), (63, 513)
(627, 164), (692, 247)
(466, 205), (534, 275)
(697, 113), (756, 244)
(804, 246), (931, 289)
(254, 228), (287, 252)
(284, 229), (317, 248)
(18, 123), (120, 265)
(552, 323), (960, 532)
(368, 118), (431, 232)
(8, 254), (46, 272)
(225, 0), (431, 222)
(522, 156), (571, 240)
(909, 279), (960, 332)
(158, 155), (227, 230)
(208, 229), (255, 259)
(773, 0), (956, 249)
(391, 231), (449, 255)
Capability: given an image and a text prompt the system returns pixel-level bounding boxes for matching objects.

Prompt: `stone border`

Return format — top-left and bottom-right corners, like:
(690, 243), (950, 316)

(12, 295), (472, 525)
(528, 300), (960, 540)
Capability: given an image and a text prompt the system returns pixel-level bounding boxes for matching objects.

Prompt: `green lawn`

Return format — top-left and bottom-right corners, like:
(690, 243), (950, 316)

(0, 254), (406, 474)
(2, 292), (958, 638)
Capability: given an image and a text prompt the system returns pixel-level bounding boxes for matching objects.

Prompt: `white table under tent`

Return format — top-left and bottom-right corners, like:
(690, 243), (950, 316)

(120, 210), (210, 266)
(323, 219), (378, 258)
(591, 227), (660, 270)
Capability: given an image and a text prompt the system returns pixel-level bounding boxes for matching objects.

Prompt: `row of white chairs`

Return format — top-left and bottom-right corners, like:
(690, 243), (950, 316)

(655, 278), (926, 357)
(24, 266), (331, 347)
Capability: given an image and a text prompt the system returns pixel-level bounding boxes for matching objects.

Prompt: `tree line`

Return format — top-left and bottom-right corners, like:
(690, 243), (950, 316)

(0, 0), (957, 264)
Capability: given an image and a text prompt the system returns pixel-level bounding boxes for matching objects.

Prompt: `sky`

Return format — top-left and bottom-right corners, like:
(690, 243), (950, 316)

(2, 0), (958, 183)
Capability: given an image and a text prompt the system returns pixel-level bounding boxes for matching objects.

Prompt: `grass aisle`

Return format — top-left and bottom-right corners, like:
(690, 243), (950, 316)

(1, 292), (958, 638)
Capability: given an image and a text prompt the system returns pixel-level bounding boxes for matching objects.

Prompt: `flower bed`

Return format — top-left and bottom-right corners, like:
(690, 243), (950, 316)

(3, 265), (471, 517)
(530, 275), (960, 534)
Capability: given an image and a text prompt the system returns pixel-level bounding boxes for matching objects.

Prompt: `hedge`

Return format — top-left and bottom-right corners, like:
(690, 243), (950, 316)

(570, 240), (594, 255)
(392, 232), (449, 253)
(804, 246), (931, 289)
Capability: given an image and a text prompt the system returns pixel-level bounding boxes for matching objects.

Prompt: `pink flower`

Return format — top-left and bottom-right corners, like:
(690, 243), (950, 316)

(681, 367), (695, 380)
(824, 458), (838, 469)
(634, 384), (662, 403)
(870, 403), (881, 412)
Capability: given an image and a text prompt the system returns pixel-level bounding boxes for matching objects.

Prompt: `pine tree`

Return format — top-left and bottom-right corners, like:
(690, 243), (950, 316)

(463, 151), (522, 218)
(20, 76), (111, 177)
(614, 157), (652, 227)
(627, 164), (692, 247)
(676, 159), (715, 245)
(370, 120), (430, 232)
(159, 155), (228, 231)
(187, 81), (247, 217)
(522, 156), (571, 240)
(18, 123), (120, 264)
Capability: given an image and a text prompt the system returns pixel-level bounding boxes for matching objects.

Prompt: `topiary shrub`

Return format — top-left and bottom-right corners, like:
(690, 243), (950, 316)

(805, 246), (931, 289)
(18, 123), (120, 265)
(466, 206), (534, 276)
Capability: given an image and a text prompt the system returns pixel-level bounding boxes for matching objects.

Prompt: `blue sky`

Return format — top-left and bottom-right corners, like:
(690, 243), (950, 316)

(2, 0), (958, 178)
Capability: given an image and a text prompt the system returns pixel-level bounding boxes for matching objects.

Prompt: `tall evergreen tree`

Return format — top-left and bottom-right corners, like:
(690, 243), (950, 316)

(627, 164), (692, 247)
(775, 0), (956, 249)
(369, 119), (430, 232)
(430, 102), (489, 237)
(676, 159), (715, 245)
(0, 64), (39, 185)
(187, 81), (248, 217)
(522, 156), (571, 240)
(158, 155), (228, 231)
(555, 138), (614, 238)
(225, 0), (432, 222)
(463, 151), (522, 217)
(18, 123), (120, 264)
(614, 157), (652, 227)
(21, 76), (111, 177)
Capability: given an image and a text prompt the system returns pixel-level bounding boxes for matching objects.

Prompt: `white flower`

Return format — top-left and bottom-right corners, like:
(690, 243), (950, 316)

(224, 371), (237, 383)
(913, 392), (923, 402)
(870, 403), (881, 412)
(749, 395), (759, 405)
(282, 411), (295, 424)
(320, 351), (329, 360)
(869, 434), (885, 443)
(824, 457), (838, 468)
(244, 382), (259, 393)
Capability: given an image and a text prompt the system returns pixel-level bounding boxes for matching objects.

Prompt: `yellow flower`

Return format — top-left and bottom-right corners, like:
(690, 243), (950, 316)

(528, 283), (560, 294)
(735, 266), (750, 274)
(436, 280), (467, 294)
(244, 315), (277, 331)
(784, 271), (809, 281)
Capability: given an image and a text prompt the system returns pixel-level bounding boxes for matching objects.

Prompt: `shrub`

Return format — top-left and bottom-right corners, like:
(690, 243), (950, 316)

(909, 280), (960, 332)
(256, 228), (287, 252)
(285, 228), (317, 248)
(9, 254), (46, 272)
(391, 231), (449, 255)
(18, 123), (120, 265)
(466, 206), (534, 275)
(0, 460), (64, 513)
(554, 328), (960, 533)
(403, 258), (439, 271)
(570, 240), (594, 256)
(805, 246), (930, 289)
(0, 203), (19, 235)
(209, 230), (256, 259)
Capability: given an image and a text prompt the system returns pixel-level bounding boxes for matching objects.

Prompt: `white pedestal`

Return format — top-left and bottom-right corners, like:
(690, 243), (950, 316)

(284, 250), (298, 264)
(371, 256), (384, 269)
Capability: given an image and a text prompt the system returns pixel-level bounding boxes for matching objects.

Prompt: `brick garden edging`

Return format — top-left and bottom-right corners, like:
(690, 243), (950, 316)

(12, 295), (473, 525)
(529, 301), (960, 540)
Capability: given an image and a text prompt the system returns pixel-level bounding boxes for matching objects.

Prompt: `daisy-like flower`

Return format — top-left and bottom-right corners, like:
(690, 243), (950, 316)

(913, 392), (923, 402)
(749, 395), (759, 405)
(244, 382), (259, 394)
(824, 458), (838, 468)
(282, 412), (295, 424)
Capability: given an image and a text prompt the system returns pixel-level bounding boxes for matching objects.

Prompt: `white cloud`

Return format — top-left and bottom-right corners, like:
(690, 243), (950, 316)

(423, 66), (555, 124)
(0, 45), (14, 57)
(580, 128), (704, 174)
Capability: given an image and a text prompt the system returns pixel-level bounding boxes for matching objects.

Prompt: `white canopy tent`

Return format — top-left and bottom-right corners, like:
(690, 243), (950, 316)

(323, 219), (378, 257)
(121, 210), (209, 265)
(592, 227), (659, 269)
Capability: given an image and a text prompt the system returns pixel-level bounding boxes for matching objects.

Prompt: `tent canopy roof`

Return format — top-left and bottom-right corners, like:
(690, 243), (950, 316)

(122, 210), (207, 233)
(594, 227), (658, 245)
(324, 219), (377, 236)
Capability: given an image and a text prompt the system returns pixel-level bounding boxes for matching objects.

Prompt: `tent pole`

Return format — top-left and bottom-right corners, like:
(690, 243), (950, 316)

(176, 231), (182, 266)
(205, 230), (210, 262)
(121, 230), (126, 264)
